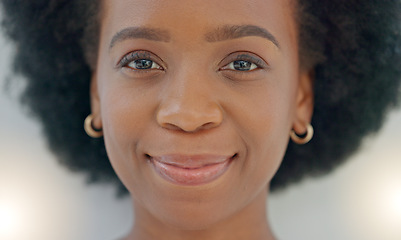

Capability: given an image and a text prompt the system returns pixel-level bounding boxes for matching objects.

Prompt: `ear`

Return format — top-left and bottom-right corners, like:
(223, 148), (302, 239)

(89, 72), (103, 130)
(292, 69), (314, 134)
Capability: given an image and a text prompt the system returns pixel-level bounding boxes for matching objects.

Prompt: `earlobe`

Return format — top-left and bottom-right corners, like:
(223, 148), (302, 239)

(89, 72), (103, 130)
(290, 123), (314, 144)
(84, 114), (103, 138)
(292, 69), (314, 136)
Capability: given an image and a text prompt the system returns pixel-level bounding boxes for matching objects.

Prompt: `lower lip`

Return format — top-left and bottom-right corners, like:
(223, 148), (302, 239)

(150, 158), (233, 186)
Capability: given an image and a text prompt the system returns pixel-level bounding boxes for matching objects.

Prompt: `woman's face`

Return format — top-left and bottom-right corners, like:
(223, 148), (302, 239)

(91, 0), (313, 230)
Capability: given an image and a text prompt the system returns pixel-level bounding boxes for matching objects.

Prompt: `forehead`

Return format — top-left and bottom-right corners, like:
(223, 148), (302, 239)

(101, 0), (294, 19)
(100, 0), (297, 42)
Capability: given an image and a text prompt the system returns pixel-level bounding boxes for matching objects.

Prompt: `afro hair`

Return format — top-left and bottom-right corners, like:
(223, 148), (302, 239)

(1, 0), (400, 194)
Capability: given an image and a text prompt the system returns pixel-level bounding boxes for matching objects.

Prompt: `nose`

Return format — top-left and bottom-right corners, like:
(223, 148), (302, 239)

(156, 74), (223, 133)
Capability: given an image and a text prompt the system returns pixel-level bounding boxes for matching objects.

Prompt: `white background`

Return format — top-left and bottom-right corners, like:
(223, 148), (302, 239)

(1, 16), (401, 240)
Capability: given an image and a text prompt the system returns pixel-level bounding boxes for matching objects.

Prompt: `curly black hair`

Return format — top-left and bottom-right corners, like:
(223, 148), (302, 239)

(1, 0), (400, 195)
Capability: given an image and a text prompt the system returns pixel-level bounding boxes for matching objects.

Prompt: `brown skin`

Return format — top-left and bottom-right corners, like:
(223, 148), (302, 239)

(90, 0), (313, 239)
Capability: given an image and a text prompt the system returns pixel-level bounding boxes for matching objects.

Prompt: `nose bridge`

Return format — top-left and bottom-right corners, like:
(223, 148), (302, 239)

(172, 67), (210, 108)
(156, 66), (223, 132)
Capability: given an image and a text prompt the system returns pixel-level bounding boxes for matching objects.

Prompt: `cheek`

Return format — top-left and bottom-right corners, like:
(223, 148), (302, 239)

(229, 72), (297, 188)
(102, 90), (140, 150)
(97, 77), (157, 190)
(98, 70), (161, 143)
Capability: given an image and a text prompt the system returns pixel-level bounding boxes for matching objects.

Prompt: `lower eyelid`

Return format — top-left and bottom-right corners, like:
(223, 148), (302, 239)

(219, 70), (267, 82)
(120, 67), (165, 79)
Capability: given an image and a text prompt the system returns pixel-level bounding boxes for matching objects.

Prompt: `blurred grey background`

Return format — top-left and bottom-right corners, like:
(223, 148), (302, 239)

(0, 16), (400, 240)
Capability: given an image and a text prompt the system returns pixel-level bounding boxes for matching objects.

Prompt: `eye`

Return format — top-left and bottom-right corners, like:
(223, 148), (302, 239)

(226, 60), (258, 71)
(128, 59), (161, 70)
(220, 53), (268, 72)
(117, 50), (164, 72)
(219, 52), (269, 81)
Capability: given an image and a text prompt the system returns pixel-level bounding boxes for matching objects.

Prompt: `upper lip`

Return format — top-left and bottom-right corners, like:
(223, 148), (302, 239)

(148, 154), (235, 169)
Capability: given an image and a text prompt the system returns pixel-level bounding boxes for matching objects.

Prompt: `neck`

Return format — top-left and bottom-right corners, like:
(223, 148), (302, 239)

(123, 191), (276, 240)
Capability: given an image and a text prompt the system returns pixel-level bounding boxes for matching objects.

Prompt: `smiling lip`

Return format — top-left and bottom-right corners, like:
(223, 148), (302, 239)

(149, 154), (234, 186)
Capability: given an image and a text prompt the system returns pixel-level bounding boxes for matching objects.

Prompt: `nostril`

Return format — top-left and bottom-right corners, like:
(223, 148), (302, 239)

(156, 99), (224, 133)
(160, 122), (215, 133)
(160, 122), (185, 131)
(158, 119), (221, 133)
(201, 121), (220, 130)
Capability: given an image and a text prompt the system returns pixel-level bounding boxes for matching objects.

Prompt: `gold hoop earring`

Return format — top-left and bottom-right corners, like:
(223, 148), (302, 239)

(84, 114), (103, 138)
(290, 124), (314, 145)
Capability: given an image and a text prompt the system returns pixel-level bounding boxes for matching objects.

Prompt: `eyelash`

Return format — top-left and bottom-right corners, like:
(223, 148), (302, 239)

(117, 51), (164, 71)
(116, 51), (268, 74)
(220, 53), (268, 72)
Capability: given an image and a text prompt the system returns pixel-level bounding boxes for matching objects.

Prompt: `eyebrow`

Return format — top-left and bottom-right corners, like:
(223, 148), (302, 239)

(109, 24), (280, 50)
(109, 27), (170, 49)
(205, 25), (280, 49)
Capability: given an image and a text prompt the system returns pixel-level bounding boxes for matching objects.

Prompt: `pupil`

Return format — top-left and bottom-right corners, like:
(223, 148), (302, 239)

(135, 59), (152, 69)
(233, 60), (252, 71)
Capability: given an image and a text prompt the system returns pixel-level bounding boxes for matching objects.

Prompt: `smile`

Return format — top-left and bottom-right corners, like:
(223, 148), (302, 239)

(148, 154), (236, 186)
